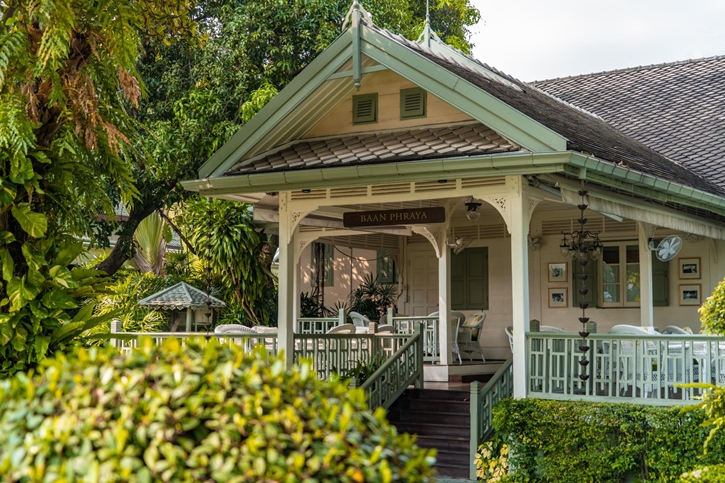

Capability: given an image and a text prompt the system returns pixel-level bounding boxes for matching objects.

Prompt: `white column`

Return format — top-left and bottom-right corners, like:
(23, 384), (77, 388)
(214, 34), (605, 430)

(509, 194), (530, 399)
(638, 222), (654, 328)
(277, 193), (296, 368)
(438, 245), (452, 366)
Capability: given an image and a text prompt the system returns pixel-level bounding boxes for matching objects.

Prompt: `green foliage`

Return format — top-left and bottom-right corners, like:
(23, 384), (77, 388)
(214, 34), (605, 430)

(699, 277), (725, 335)
(177, 196), (275, 325)
(474, 438), (509, 482)
(488, 398), (725, 483)
(94, 270), (184, 334)
(97, 0), (481, 275)
(349, 274), (398, 321)
(680, 465), (725, 482)
(0, 238), (117, 377)
(0, 0), (194, 376)
(342, 353), (385, 384)
(0, 338), (436, 482)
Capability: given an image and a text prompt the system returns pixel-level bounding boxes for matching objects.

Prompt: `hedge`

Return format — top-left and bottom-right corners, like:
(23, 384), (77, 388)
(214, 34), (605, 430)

(0, 338), (435, 482)
(481, 398), (725, 482)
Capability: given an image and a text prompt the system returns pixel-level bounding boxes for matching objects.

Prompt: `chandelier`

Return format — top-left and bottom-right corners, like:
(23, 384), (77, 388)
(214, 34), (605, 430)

(559, 188), (602, 381)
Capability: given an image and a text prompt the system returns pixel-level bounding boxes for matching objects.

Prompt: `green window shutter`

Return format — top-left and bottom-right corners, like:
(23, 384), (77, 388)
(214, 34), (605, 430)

(323, 243), (334, 286)
(377, 251), (396, 283)
(451, 247), (489, 310)
(400, 87), (426, 119)
(652, 256), (669, 307)
(353, 93), (378, 124)
(466, 248), (489, 310)
(451, 250), (467, 308)
(573, 258), (598, 307)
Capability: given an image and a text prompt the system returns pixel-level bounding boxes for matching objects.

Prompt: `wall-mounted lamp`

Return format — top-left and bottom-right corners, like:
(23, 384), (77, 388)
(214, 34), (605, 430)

(301, 189), (311, 193)
(465, 198), (482, 222)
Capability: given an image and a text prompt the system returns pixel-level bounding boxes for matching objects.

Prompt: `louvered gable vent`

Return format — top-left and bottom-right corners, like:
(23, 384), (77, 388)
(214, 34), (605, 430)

(400, 87), (426, 119)
(353, 93), (378, 124)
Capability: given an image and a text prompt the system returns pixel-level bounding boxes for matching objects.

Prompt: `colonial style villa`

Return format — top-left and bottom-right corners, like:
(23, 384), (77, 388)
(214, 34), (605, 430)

(176, 3), (725, 477)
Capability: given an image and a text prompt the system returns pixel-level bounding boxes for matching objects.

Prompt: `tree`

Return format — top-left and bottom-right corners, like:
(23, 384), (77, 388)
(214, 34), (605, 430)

(95, 0), (481, 276)
(0, 0), (195, 376)
(176, 196), (275, 325)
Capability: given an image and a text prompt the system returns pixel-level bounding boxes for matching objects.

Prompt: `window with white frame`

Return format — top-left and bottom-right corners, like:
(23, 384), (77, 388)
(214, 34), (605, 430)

(600, 243), (640, 307)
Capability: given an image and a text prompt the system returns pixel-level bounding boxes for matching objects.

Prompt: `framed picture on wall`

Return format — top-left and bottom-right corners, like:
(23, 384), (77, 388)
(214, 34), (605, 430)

(548, 288), (568, 308)
(548, 262), (567, 283)
(679, 284), (702, 306)
(679, 257), (701, 279)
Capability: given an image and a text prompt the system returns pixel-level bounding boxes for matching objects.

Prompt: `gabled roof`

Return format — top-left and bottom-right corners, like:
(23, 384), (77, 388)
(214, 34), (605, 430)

(226, 123), (520, 175)
(138, 282), (226, 310)
(186, 5), (725, 206)
(532, 56), (725, 186)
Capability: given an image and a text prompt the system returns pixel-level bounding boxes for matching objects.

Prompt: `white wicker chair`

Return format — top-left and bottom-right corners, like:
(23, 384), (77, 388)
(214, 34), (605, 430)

(458, 312), (486, 363)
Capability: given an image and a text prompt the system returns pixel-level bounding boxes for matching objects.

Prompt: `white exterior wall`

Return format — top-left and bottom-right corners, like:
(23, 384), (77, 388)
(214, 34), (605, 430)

(298, 245), (383, 309)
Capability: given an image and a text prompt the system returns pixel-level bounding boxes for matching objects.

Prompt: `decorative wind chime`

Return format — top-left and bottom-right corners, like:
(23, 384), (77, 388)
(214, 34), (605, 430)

(559, 188), (603, 381)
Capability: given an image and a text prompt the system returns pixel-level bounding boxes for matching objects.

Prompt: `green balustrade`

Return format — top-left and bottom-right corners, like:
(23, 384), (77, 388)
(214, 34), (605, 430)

(361, 322), (425, 410)
(469, 357), (513, 479)
(526, 332), (725, 404)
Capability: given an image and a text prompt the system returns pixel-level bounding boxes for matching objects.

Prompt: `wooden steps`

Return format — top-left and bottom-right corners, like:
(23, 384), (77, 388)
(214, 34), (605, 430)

(388, 388), (471, 479)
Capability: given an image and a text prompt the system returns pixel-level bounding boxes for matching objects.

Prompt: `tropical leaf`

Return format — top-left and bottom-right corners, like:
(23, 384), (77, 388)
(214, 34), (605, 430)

(11, 203), (48, 238)
(41, 288), (78, 309)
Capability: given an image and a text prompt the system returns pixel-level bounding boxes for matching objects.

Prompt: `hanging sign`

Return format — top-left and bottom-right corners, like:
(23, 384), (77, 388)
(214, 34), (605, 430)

(343, 207), (445, 227)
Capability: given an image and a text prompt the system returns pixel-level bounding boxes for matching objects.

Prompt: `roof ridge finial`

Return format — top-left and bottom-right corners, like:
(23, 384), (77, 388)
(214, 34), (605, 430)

(342, 0), (373, 31)
(417, 0), (441, 47)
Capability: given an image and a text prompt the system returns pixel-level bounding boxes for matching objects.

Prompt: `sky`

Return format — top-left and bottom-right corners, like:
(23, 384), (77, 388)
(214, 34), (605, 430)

(467, 0), (725, 82)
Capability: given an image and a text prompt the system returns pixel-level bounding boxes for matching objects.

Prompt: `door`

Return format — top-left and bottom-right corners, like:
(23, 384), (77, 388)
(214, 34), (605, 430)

(406, 243), (439, 316)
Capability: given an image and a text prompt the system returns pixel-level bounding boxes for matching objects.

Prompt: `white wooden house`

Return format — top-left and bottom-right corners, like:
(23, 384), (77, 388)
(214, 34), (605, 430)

(182, 2), (725, 408)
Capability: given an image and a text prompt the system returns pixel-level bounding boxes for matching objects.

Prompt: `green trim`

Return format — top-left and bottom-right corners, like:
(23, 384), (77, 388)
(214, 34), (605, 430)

(196, 22), (568, 179)
(199, 32), (354, 179)
(182, 151), (569, 195)
(568, 153), (725, 216)
(352, 93), (378, 124)
(327, 65), (388, 80)
(359, 25), (567, 153)
(400, 87), (426, 119)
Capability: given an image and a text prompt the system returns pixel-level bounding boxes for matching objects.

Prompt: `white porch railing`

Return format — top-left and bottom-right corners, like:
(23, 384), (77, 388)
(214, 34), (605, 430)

(297, 311), (346, 334)
(387, 313), (440, 363)
(527, 332), (725, 404)
(109, 330), (416, 382)
(111, 332), (280, 355)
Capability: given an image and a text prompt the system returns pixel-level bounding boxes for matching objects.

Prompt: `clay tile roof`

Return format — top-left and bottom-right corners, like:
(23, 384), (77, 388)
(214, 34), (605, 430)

(138, 282), (226, 310)
(226, 123), (521, 175)
(532, 56), (725, 187)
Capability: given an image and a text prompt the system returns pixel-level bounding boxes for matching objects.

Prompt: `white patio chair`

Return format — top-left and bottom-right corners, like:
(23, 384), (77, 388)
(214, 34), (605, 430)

(376, 324), (396, 333)
(214, 324), (256, 334)
(608, 324), (662, 397)
(348, 312), (371, 331)
(505, 326), (514, 352)
(428, 311), (466, 364)
(458, 312), (486, 363)
(326, 323), (356, 334)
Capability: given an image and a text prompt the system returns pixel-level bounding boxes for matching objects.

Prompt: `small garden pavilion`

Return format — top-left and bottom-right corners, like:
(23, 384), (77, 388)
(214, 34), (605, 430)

(138, 281), (226, 332)
(183, 2), (725, 398)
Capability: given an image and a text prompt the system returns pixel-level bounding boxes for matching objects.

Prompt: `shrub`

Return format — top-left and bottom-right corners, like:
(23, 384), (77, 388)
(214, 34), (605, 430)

(486, 398), (725, 482)
(699, 277), (725, 335)
(0, 339), (435, 482)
